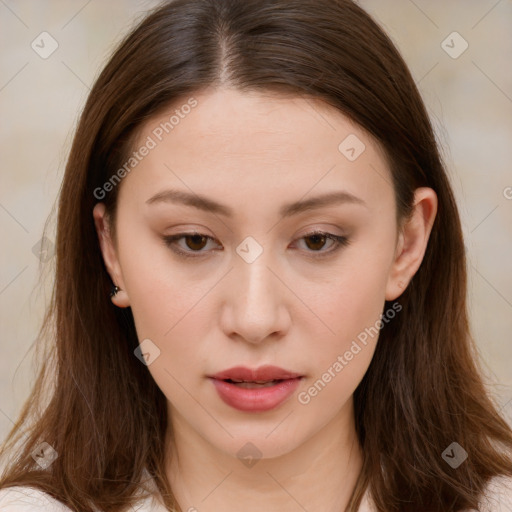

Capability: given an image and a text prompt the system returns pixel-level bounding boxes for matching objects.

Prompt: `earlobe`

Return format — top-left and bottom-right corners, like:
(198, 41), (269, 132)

(92, 203), (130, 308)
(385, 187), (438, 301)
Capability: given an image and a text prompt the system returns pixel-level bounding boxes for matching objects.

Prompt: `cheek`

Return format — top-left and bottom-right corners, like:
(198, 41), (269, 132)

(298, 232), (396, 390)
(316, 243), (394, 344)
(296, 275), (389, 416)
(116, 222), (210, 337)
(123, 256), (214, 405)
(301, 278), (383, 387)
(115, 227), (219, 396)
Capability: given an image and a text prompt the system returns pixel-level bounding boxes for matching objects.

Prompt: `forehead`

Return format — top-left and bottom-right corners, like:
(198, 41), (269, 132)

(118, 87), (394, 215)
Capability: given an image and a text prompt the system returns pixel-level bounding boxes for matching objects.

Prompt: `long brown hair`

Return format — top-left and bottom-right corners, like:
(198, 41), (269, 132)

(1, 1), (511, 511)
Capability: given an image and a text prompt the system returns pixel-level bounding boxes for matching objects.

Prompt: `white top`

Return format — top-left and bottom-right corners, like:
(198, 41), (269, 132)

(0, 475), (511, 511)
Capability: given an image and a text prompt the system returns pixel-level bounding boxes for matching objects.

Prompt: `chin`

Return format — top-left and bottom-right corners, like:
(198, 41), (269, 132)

(205, 418), (316, 462)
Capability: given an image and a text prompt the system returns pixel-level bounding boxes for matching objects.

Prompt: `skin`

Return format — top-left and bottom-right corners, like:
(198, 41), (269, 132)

(93, 86), (437, 512)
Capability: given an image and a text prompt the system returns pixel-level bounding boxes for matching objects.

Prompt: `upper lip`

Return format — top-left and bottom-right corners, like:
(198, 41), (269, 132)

(208, 365), (303, 382)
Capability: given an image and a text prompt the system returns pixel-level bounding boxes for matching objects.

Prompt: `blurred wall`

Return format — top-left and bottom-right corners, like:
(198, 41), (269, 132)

(1, 0), (511, 442)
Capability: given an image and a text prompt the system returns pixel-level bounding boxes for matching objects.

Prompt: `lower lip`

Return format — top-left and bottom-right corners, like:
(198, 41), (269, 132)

(210, 377), (302, 412)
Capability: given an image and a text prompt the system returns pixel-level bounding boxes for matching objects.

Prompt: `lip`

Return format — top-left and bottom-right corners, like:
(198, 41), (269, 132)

(209, 365), (303, 382)
(208, 365), (303, 412)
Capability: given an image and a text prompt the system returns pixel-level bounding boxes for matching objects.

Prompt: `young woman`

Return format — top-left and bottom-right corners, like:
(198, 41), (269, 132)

(1, 0), (511, 511)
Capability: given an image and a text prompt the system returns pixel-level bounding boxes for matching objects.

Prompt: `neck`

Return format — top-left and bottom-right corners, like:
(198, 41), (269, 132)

(165, 399), (363, 512)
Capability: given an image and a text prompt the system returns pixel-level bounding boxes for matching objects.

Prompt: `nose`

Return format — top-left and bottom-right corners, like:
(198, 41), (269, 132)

(219, 250), (291, 345)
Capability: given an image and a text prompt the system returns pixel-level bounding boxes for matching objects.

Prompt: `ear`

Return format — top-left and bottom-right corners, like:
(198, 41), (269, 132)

(92, 203), (130, 308)
(385, 187), (438, 301)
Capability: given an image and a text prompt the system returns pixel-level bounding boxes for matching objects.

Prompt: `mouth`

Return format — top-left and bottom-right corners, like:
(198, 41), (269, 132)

(220, 378), (289, 388)
(208, 365), (304, 412)
(208, 364), (303, 382)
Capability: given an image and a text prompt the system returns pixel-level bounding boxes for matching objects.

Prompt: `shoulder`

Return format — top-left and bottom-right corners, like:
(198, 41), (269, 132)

(358, 475), (512, 512)
(0, 483), (167, 512)
(0, 486), (72, 511)
(477, 474), (512, 512)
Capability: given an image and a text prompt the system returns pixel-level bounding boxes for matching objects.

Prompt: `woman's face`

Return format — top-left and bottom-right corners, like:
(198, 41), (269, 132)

(94, 87), (434, 461)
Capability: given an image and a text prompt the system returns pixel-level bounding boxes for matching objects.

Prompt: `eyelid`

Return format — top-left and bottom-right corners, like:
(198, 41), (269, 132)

(162, 232), (220, 259)
(293, 230), (350, 259)
(161, 229), (350, 259)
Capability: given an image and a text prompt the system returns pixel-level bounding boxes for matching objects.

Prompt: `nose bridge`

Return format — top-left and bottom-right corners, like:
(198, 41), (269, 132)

(222, 240), (289, 343)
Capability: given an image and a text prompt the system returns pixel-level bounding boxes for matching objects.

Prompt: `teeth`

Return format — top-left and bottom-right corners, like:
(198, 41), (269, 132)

(233, 381), (278, 388)
(227, 379), (281, 384)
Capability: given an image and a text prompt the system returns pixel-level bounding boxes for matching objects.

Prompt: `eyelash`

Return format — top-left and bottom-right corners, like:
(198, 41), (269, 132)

(161, 230), (350, 260)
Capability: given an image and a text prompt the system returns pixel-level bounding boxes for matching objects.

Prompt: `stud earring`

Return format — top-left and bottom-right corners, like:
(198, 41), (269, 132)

(110, 285), (120, 297)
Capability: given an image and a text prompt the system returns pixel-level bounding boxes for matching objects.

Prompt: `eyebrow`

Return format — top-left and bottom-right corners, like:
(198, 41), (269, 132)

(145, 188), (366, 218)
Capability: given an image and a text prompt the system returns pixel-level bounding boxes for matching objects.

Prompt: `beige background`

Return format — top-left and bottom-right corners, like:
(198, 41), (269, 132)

(1, 0), (511, 443)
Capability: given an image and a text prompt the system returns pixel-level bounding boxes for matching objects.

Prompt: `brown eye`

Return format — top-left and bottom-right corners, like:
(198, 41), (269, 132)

(183, 234), (209, 251)
(303, 233), (329, 251)
(162, 232), (221, 258)
(295, 231), (350, 258)
(163, 230), (349, 260)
